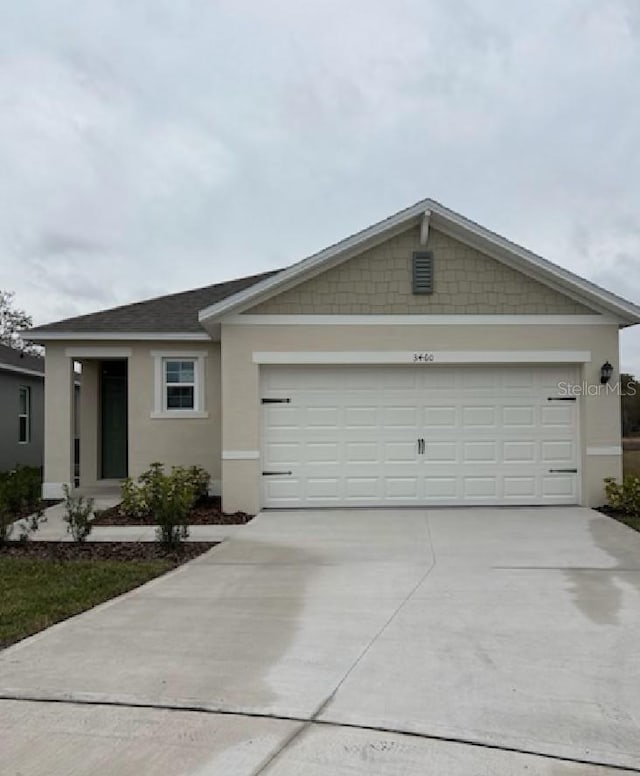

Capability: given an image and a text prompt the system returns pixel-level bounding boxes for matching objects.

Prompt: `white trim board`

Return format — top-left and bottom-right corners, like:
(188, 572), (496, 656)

(65, 347), (132, 358)
(222, 450), (260, 460)
(253, 350), (592, 365)
(0, 363), (44, 378)
(229, 314), (614, 326)
(30, 331), (211, 341)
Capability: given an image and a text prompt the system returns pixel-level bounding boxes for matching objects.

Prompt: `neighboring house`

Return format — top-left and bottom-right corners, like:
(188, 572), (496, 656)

(28, 199), (640, 512)
(0, 343), (44, 471)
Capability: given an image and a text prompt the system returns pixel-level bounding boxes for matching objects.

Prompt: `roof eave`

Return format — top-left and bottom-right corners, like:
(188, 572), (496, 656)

(26, 330), (213, 342)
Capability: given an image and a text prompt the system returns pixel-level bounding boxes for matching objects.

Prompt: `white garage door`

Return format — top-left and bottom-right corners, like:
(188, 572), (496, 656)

(261, 365), (579, 508)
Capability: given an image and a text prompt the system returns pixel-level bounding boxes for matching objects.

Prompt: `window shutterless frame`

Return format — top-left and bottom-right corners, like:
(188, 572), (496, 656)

(18, 385), (31, 443)
(151, 350), (208, 418)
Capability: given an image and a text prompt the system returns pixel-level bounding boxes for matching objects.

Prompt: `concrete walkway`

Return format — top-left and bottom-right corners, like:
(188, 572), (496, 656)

(2, 507), (640, 774)
(15, 498), (242, 543)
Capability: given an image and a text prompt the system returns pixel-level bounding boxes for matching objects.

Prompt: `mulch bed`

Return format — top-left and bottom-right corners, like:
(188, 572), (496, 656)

(0, 541), (217, 563)
(92, 496), (254, 526)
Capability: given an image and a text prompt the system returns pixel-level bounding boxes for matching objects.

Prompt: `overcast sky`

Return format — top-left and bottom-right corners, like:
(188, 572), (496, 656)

(2, 1), (639, 373)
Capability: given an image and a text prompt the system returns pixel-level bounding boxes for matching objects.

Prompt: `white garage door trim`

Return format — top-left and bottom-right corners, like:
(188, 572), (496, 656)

(253, 350), (591, 364)
(261, 364), (581, 508)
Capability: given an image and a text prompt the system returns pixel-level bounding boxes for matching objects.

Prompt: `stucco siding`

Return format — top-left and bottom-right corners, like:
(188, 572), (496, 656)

(45, 342), (222, 494)
(247, 227), (594, 315)
(0, 371), (44, 471)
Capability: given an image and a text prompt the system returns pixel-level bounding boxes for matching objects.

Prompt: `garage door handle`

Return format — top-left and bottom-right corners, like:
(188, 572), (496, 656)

(548, 468), (577, 473)
(417, 438), (425, 454)
(262, 470), (292, 476)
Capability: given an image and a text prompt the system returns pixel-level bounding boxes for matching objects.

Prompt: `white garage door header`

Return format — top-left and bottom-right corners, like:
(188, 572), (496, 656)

(253, 350), (591, 365)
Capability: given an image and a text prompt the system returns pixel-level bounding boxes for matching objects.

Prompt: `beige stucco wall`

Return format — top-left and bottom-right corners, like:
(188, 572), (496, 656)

(42, 344), (75, 498)
(127, 342), (222, 488)
(43, 341), (222, 495)
(220, 322), (622, 513)
(247, 227), (593, 315)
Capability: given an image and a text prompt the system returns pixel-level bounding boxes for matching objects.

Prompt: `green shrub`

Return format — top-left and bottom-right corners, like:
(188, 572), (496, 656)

(0, 506), (13, 545)
(62, 484), (94, 542)
(184, 465), (210, 501)
(604, 476), (640, 518)
(119, 462), (208, 547)
(0, 466), (43, 518)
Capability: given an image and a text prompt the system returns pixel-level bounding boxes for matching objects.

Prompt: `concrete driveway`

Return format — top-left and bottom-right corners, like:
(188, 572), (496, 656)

(2, 507), (640, 775)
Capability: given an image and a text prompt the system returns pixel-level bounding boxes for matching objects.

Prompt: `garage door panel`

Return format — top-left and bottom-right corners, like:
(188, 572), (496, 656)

(385, 477), (419, 499)
(503, 441), (537, 463)
(463, 441), (498, 463)
(264, 406), (300, 429)
(541, 405), (575, 427)
(424, 441), (457, 462)
(541, 440), (575, 463)
(305, 478), (341, 500)
(424, 477), (458, 498)
(265, 442), (300, 465)
(385, 441), (418, 463)
(503, 476), (537, 498)
(345, 441), (379, 463)
(463, 406), (497, 427)
(306, 442), (340, 463)
(345, 477), (380, 500)
(464, 477), (498, 498)
(382, 406), (418, 428)
(261, 365), (579, 507)
(264, 478), (302, 503)
(344, 407), (377, 427)
(423, 406), (457, 427)
(543, 475), (578, 498)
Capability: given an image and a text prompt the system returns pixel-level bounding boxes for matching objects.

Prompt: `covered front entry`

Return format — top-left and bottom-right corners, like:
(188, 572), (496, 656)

(261, 364), (579, 508)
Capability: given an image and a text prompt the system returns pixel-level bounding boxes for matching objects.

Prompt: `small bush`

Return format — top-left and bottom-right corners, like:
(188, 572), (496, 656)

(62, 484), (94, 542)
(0, 466), (43, 518)
(118, 462), (207, 547)
(604, 476), (640, 518)
(0, 507), (14, 545)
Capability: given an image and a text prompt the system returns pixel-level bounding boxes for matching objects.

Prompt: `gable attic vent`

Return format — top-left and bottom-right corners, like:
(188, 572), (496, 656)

(412, 251), (434, 295)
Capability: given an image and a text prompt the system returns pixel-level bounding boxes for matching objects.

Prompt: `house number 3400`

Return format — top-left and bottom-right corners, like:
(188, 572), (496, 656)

(413, 352), (435, 362)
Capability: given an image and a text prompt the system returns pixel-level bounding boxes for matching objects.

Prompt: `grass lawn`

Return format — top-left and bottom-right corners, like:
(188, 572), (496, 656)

(0, 557), (172, 649)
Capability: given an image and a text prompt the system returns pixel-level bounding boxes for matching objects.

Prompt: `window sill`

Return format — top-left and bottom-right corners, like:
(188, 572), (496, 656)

(150, 410), (209, 420)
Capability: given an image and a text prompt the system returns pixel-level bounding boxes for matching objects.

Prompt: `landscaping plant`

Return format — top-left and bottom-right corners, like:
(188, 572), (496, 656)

(604, 476), (640, 518)
(62, 484), (94, 542)
(119, 463), (210, 547)
(0, 466), (43, 520)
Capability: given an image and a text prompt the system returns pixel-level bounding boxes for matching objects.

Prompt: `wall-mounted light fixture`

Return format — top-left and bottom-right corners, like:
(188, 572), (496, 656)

(600, 361), (613, 384)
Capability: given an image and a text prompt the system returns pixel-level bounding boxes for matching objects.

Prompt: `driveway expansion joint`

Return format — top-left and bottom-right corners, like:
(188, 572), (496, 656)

(1, 693), (638, 773)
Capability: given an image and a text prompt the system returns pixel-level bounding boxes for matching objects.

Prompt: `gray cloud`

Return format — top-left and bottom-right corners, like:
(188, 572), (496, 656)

(0, 0), (638, 371)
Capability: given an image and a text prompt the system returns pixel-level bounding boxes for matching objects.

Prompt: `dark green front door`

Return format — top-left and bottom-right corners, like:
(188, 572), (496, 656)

(101, 360), (128, 479)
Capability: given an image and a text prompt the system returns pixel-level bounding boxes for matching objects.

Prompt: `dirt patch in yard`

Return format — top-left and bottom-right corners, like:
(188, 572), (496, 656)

(91, 496), (253, 526)
(0, 541), (217, 563)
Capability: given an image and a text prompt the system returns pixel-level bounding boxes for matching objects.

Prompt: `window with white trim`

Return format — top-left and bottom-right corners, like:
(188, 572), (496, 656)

(152, 351), (208, 417)
(18, 385), (31, 443)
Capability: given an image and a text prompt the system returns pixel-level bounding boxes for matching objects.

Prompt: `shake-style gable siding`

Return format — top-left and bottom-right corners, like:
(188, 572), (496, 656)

(246, 227), (594, 315)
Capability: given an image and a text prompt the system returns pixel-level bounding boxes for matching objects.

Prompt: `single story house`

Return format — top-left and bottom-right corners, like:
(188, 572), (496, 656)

(28, 199), (640, 513)
(0, 343), (45, 472)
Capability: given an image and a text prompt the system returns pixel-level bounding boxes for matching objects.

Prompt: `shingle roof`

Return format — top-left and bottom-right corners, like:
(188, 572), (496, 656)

(0, 342), (44, 374)
(28, 270), (282, 336)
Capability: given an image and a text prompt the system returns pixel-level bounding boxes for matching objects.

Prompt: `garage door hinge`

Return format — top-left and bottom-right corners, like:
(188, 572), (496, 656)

(547, 397), (577, 401)
(261, 398), (291, 404)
